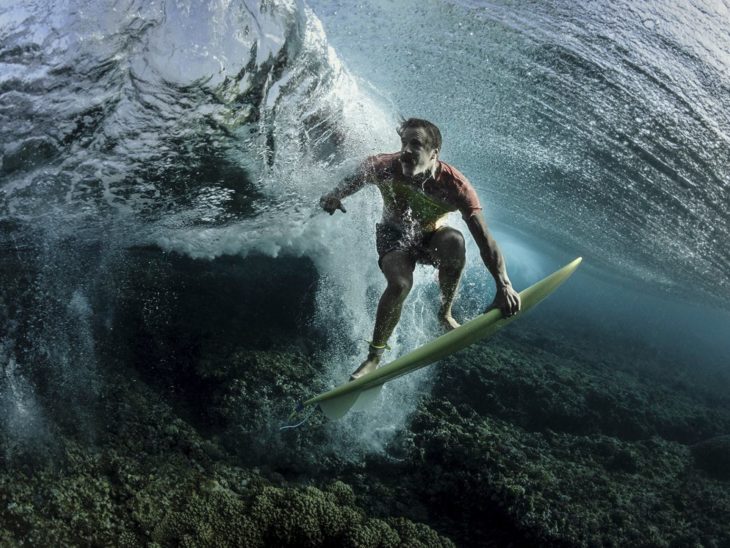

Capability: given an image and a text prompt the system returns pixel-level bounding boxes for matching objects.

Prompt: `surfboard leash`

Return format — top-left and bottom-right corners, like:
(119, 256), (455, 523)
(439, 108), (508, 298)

(279, 401), (317, 431)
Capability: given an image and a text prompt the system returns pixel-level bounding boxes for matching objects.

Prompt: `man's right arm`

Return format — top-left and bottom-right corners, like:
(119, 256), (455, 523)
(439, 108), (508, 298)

(319, 170), (369, 215)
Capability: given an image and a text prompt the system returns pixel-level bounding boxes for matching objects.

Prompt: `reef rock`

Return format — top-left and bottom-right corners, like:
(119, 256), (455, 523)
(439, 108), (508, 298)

(691, 435), (730, 480)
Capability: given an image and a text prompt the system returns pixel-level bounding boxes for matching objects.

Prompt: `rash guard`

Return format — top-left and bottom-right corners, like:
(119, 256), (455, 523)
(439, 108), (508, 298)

(358, 152), (482, 233)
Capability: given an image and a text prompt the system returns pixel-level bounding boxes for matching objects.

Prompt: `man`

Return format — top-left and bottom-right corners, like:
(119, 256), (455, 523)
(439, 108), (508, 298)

(320, 118), (521, 380)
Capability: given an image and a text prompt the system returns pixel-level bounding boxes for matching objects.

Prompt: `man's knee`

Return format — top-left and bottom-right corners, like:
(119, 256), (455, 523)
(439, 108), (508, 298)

(380, 251), (415, 300)
(431, 228), (466, 268)
(387, 275), (413, 300)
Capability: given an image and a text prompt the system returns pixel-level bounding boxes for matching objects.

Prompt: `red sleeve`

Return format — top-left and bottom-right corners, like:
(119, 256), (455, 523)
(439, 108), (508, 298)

(445, 165), (482, 219)
(332, 153), (397, 200)
(358, 153), (398, 182)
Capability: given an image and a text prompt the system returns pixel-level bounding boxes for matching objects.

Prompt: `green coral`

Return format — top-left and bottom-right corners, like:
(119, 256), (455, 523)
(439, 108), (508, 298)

(691, 435), (730, 480)
(152, 485), (261, 547)
(342, 518), (400, 547)
(407, 363), (730, 546)
(0, 369), (453, 547)
(324, 480), (357, 507)
(0, 442), (136, 546)
(385, 517), (452, 547)
(150, 482), (453, 548)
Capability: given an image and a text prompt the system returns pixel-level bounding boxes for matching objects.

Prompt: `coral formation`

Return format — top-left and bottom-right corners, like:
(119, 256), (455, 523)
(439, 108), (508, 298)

(2, 253), (729, 546)
(691, 435), (730, 480)
(0, 370), (452, 547)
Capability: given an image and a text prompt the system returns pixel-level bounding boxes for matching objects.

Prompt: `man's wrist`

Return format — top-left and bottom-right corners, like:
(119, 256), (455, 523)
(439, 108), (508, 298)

(495, 276), (512, 289)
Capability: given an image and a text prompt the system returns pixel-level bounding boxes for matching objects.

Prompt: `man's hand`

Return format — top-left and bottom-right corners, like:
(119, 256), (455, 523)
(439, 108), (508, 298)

(485, 285), (521, 317)
(320, 193), (347, 215)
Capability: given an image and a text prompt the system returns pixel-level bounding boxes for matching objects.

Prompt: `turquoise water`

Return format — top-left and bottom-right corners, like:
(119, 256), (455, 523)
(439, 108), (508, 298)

(307, 0), (730, 368)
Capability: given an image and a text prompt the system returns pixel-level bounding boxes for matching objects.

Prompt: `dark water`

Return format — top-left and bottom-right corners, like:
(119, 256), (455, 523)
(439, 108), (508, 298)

(1, 0), (729, 544)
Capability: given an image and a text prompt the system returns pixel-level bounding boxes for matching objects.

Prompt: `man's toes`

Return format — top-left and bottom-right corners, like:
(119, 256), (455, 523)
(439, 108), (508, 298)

(439, 314), (460, 330)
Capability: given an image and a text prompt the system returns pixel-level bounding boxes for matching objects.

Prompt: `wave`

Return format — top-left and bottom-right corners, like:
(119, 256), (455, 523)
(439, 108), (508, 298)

(1, 0), (728, 457)
(310, 0), (730, 305)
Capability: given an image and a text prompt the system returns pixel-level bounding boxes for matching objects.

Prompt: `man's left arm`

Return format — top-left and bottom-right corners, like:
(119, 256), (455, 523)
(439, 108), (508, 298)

(464, 211), (521, 317)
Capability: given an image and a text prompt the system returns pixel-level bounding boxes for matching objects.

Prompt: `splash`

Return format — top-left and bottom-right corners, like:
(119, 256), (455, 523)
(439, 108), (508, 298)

(0, 0), (432, 455)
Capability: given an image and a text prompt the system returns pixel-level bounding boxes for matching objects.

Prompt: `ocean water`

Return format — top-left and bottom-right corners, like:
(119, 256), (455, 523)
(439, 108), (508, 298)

(1, 0), (729, 545)
(308, 0), (730, 363)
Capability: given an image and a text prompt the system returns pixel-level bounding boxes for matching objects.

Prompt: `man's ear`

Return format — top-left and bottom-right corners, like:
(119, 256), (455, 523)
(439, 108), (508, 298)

(431, 148), (439, 159)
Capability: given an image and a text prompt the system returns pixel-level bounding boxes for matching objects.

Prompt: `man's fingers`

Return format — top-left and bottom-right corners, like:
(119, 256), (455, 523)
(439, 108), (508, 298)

(485, 289), (521, 316)
(321, 197), (345, 214)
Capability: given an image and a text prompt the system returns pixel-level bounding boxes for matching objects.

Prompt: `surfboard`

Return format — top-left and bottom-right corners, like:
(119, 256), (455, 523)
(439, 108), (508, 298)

(302, 257), (582, 420)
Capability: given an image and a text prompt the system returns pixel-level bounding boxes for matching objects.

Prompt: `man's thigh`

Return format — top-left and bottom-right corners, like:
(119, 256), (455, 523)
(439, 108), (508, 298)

(426, 226), (466, 267)
(380, 250), (416, 283)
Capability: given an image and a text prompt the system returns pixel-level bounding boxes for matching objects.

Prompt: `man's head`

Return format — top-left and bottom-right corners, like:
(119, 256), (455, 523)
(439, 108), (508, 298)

(397, 118), (442, 179)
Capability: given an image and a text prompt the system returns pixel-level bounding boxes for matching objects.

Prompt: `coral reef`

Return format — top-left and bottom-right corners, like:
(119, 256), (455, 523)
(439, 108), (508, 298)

(0, 370), (453, 547)
(2, 252), (729, 547)
(691, 435), (730, 480)
(395, 333), (730, 546)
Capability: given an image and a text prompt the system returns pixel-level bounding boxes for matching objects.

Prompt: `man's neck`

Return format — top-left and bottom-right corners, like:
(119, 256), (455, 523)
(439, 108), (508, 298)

(398, 159), (439, 183)
(421, 160), (439, 182)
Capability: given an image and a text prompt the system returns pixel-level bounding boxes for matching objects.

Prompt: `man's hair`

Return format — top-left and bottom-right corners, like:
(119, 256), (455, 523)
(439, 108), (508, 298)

(397, 118), (442, 151)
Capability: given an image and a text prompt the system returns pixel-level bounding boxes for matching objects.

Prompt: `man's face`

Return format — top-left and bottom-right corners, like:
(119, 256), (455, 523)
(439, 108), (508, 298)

(399, 127), (438, 179)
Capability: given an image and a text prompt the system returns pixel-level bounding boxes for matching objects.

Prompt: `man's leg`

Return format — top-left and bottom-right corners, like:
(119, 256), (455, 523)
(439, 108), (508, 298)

(427, 227), (466, 330)
(350, 250), (415, 379)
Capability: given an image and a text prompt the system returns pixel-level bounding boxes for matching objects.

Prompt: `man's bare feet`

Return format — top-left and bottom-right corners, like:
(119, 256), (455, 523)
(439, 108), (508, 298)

(349, 354), (381, 381)
(439, 312), (461, 331)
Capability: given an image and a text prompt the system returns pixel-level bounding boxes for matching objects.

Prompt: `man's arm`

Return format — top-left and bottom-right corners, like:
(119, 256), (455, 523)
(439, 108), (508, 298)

(465, 211), (521, 316)
(320, 172), (369, 215)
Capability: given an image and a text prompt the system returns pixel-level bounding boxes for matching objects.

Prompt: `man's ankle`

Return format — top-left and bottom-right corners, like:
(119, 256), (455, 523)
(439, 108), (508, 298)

(365, 342), (388, 362)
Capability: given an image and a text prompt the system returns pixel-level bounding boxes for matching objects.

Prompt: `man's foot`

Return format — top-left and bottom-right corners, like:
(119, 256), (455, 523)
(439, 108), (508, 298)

(349, 354), (381, 382)
(439, 312), (461, 331)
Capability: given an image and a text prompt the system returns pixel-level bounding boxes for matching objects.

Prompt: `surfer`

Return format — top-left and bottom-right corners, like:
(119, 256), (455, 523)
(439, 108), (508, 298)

(320, 118), (521, 380)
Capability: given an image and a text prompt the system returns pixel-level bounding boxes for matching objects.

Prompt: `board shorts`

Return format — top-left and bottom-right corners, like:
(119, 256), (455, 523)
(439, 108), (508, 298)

(375, 222), (438, 271)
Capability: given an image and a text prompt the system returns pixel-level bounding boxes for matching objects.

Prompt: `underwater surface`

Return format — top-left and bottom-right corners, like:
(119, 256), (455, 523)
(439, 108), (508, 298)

(1, 0), (729, 545)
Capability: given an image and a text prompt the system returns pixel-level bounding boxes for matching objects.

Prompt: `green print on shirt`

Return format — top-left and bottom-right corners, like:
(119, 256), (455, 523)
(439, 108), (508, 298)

(379, 180), (453, 229)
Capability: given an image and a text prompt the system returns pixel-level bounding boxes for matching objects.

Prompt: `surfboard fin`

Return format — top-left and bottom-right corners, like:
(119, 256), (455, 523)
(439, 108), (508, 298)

(350, 385), (384, 411)
(318, 384), (384, 419)
(317, 390), (361, 420)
